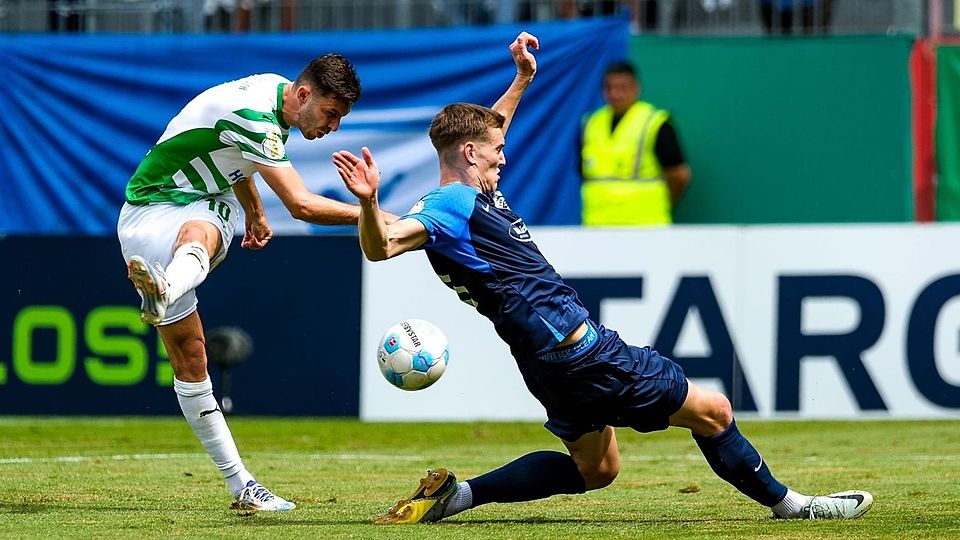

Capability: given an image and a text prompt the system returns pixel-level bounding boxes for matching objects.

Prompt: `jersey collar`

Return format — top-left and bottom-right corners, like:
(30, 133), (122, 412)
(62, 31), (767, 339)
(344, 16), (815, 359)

(275, 83), (290, 130)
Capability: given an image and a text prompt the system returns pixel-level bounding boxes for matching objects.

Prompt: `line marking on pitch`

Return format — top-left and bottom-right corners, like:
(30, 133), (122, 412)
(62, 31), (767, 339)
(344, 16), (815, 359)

(0, 453), (205, 464)
(2, 452), (958, 466)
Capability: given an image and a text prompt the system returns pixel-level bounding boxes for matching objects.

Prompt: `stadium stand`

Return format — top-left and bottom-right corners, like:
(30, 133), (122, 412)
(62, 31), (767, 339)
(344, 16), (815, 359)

(0, 0), (933, 35)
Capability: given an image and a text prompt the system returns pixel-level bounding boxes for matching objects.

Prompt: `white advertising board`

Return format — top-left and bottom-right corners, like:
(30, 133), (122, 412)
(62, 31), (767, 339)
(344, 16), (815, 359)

(360, 224), (960, 421)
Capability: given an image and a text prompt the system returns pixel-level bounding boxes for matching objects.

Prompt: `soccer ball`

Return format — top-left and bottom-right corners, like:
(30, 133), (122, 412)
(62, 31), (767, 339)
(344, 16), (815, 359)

(377, 319), (449, 391)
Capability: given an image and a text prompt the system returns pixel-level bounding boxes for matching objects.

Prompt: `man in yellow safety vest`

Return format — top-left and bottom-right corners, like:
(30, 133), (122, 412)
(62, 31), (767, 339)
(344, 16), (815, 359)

(580, 61), (691, 226)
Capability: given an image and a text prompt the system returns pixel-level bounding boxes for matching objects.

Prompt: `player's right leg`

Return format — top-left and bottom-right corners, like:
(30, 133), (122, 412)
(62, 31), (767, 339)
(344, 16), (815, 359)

(561, 425), (620, 490)
(158, 312), (294, 511)
(373, 468), (460, 524)
(126, 254), (169, 325)
(373, 427), (607, 524)
(163, 219), (218, 303)
(127, 220), (217, 325)
(374, 445), (592, 525)
(374, 333), (617, 524)
(119, 195), (239, 326)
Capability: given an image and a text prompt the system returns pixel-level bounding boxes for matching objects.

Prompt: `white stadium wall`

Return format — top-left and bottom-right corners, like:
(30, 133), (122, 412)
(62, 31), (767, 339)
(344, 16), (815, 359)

(360, 224), (960, 422)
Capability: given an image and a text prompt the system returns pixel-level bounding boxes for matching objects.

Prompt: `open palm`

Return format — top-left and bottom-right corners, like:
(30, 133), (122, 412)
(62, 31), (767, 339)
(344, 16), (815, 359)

(333, 147), (380, 202)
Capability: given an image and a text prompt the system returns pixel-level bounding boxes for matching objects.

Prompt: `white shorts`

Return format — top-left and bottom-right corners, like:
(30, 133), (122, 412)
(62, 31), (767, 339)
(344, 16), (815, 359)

(117, 194), (240, 325)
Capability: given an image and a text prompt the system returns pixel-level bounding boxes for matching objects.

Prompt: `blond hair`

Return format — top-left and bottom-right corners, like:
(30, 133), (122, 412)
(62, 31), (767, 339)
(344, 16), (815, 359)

(429, 103), (505, 162)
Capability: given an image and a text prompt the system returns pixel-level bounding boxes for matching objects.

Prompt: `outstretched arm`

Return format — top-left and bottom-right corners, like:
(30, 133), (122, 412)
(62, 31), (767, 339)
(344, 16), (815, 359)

(254, 163), (399, 225)
(332, 147), (429, 261)
(233, 177), (272, 250)
(492, 32), (538, 136)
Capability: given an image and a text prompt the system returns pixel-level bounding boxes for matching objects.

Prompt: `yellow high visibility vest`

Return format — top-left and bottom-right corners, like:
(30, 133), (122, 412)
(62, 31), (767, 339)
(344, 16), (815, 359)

(581, 101), (671, 226)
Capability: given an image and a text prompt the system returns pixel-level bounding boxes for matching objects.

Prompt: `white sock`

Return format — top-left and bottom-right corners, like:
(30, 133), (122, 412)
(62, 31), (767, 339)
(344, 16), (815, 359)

(771, 489), (813, 518)
(442, 481), (473, 517)
(225, 470), (255, 497)
(164, 242), (210, 304)
(173, 378), (254, 497)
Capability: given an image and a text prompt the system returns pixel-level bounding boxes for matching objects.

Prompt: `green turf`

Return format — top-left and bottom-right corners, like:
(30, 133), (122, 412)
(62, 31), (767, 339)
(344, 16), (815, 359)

(0, 418), (957, 538)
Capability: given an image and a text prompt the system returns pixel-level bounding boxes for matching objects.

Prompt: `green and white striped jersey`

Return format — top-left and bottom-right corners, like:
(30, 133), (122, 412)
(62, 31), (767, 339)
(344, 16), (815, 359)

(125, 74), (293, 206)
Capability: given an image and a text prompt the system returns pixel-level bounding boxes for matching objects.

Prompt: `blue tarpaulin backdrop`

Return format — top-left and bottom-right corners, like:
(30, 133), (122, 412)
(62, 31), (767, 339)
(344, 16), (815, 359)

(0, 18), (627, 235)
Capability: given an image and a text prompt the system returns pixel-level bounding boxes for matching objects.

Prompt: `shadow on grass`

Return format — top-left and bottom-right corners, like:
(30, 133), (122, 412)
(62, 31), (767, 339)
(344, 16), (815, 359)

(0, 503), (758, 527)
(459, 516), (757, 525)
(222, 515), (757, 527)
(0, 503), (48, 514)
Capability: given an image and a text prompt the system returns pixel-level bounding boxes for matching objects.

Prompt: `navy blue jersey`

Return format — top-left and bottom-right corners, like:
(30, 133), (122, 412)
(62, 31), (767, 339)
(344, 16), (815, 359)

(402, 183), (589, 358)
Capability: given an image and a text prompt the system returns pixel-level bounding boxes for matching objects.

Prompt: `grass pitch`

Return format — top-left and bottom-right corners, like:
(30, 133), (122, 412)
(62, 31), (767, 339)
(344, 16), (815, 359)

(0, 418), (957, 539)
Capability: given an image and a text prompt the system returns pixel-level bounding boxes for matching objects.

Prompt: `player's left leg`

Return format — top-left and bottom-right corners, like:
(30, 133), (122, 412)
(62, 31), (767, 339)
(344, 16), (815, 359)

(670, 382), (789, 507)
(671, 381), (872, 519)
(159, 311), (295, 512)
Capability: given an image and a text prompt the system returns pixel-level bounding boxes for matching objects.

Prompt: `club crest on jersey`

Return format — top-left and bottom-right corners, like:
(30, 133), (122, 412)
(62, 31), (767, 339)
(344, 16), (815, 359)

(262, 130), (284, 160)
(509, 218), (532, 242)
(492, 191), (510, 210)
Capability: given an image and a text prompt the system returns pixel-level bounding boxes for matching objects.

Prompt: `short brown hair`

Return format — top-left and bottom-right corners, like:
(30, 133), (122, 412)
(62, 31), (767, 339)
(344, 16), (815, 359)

(295, 53), (361, 104)
(604, 60), (638, 82)
(429, 103), (505, 159)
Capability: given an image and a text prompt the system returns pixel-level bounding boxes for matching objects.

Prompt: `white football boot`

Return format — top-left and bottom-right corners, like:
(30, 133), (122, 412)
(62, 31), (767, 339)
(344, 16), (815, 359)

(802, 490), (873, 519)
(234, 480), (296, 512)
(126, 255), (169, 325)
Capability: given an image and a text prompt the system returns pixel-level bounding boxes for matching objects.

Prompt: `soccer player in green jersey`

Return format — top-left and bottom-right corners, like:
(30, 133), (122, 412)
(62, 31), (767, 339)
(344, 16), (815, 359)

(118, 54), (377, 511)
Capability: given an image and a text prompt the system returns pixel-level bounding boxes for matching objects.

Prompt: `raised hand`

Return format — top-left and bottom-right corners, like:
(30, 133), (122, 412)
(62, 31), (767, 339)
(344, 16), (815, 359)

(333, 146), (380, 203)
(510, 32), (539, 79)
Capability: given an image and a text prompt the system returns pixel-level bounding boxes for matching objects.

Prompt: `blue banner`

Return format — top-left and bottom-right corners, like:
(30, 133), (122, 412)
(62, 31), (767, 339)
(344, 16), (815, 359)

(0, 19), (628, 234)
(0, 236), (362, 415)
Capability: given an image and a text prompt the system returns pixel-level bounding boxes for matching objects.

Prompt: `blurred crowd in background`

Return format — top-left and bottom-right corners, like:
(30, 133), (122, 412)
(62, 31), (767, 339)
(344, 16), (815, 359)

(5, 0), (933, 36)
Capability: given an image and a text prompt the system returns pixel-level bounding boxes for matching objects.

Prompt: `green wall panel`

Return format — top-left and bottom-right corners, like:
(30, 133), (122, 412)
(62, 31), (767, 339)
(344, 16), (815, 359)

(629, 36), (914, 224)
(937, 46), (960, 220)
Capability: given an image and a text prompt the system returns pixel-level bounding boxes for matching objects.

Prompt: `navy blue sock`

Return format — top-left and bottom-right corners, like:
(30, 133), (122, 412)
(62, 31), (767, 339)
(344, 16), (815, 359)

(693, 420), (788, 507)
(467, 450), (587, 507)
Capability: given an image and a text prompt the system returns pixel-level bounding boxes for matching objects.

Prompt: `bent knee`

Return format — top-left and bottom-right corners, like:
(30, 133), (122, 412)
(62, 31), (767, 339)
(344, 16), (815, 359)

(712, 394), (734, 428)
(582, 459), (620, 490)
(696, 393), (734, 436)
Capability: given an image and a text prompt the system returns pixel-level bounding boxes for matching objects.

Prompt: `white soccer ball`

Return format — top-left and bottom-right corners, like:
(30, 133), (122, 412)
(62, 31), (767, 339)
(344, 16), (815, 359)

(377, 319), (449, 391)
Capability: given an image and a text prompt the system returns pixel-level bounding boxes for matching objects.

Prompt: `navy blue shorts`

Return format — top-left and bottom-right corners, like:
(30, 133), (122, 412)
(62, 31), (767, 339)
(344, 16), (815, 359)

(520, 320), (689, 442)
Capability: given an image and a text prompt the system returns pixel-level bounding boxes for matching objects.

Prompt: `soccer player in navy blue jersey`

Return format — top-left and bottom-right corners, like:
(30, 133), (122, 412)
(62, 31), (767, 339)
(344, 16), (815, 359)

(333, 32), (873, 524)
